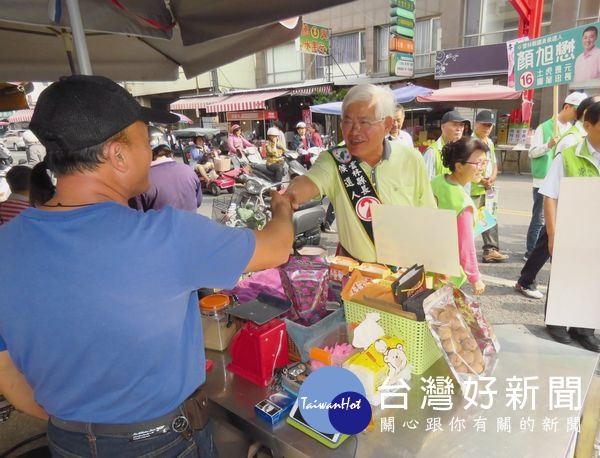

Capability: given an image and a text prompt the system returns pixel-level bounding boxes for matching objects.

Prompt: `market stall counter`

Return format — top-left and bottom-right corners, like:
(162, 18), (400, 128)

(203, 324), (599, 458)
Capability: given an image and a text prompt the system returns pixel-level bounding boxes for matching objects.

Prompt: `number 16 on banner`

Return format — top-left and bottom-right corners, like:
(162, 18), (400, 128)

(520, 71), (534, 89)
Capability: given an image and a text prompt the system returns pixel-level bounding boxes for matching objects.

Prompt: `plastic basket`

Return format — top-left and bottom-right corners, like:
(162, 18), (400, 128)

(343, 299), (441, 375)
(211, 191), (249, 225)
(211, 194), (235, 224)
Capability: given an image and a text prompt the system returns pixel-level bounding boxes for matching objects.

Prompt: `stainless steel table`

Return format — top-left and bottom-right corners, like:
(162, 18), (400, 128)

(204, 325), (599, 458)
(496, 144), (529, 174)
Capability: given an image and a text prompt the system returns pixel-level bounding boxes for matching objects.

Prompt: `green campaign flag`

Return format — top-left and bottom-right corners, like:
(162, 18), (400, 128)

(299, 23), (330, 56)
(515, 21), (600, 91)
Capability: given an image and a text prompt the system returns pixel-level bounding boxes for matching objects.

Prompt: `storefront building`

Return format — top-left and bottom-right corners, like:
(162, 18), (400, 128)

(130, 0), (599, 137)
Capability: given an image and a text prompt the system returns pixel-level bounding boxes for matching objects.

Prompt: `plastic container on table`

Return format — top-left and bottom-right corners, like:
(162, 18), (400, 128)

(304, 322), (359, 368)
(199, 294), (237, 351)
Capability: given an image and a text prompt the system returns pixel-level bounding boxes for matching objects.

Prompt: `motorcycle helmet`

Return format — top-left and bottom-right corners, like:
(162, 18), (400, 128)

(148, 125), (168, 148)
(295, 122), (306, 129)
(266, 127), (279, 137)
(230, 124), (241, 133)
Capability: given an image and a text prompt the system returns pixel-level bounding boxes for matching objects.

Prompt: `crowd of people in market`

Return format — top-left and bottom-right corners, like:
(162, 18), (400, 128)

(0, 74), (598, 457)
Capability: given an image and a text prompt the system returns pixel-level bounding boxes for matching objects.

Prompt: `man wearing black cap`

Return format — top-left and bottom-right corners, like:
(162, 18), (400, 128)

(423, 110), (468, 180)
(471, 110), (509, 263)
(0, 75), (294, 456)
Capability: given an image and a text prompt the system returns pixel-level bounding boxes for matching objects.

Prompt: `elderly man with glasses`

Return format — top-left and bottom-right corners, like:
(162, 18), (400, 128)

(284, 84), (436, 262)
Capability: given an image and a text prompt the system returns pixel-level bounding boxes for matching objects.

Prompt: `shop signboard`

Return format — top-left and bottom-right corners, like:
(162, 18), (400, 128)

(389, 0), (415, 77)
(390, 52), (414, 77)
(298, 23), (330, 56)
(514, 21), (600, 91)
(435, 43), (508, 79)
(390, 36), (414, 54)
(226, 111), (278, 121)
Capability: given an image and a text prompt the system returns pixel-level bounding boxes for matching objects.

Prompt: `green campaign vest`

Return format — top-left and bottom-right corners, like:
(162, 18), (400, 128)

(430, 137), (451, 176)
(554, 123), (584, 158)
(470, 136), (496, 197)
(431, 174), (476, 287)
(561, 141), (600, 178)
(531, 118), (556, 179)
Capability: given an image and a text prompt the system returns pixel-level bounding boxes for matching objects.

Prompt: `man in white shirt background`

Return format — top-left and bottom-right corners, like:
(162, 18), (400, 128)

(536, 100), (600, 352)
(387, 105), (414, 148)
(523, 92), (584, 263)
(516, 95), (598, 302)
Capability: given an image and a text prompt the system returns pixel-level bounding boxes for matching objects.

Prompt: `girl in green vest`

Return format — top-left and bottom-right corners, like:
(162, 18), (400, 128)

(431, 137), (488, 295)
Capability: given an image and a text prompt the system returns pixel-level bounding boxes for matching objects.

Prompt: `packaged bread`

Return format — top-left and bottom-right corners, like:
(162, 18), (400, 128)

(328, 256), (360, 282)
(340, 269), (374, 301)
(452, 288), (500, 356)
(424, 286), (489, 389)
(355, 262), (391, 280)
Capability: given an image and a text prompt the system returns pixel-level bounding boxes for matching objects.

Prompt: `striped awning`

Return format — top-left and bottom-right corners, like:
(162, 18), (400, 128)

(169, 95), (225, 111)
(289, 84), (332, 95)
(205, 90), (288, 113)
(8, 108), (34, 123)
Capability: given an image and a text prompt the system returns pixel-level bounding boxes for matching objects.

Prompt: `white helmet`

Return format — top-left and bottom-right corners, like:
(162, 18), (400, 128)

(267, 127), (279, 136)
(296, 121), (307, 129)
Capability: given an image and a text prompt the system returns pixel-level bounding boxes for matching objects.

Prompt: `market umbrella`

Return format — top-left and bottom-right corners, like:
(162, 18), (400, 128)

(0, 82), (33, 111)
(170, 112), (193, 124)
(416, 84), (522, 110)
(416, 85), (521, 102)
(310, 85), (433, 115)
(0, 0), (355, 81)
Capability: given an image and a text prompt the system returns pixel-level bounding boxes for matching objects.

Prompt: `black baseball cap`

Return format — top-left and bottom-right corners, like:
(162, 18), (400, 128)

(441, 110), (468, 124)
(475, 110), (496, 124)
(30, 75), (178, 154)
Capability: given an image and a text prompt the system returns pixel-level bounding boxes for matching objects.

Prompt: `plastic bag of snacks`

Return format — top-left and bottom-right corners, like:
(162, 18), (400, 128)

(424, 286), (496, 390)
(279, 256), (329, 326)
(452, 288), (500, 356)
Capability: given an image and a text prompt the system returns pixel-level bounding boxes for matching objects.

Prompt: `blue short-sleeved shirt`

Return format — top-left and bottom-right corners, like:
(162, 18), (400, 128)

(0, 203), (255, 423)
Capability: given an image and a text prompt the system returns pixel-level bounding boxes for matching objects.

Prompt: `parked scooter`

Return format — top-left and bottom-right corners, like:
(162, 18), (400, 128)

(212, 175), (324, 250)
(233, 147), (307, 184)
(297, 146), (325, 168)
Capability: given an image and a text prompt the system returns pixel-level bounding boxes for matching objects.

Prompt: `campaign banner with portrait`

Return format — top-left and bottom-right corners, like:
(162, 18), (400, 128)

(514, 21), (600, 91)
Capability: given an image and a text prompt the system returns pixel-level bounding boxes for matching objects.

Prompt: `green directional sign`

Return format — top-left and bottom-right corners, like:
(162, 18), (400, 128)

(390, 0), (415, 11)
(515, 21), (600, 90)
(389, 0), (415, 75)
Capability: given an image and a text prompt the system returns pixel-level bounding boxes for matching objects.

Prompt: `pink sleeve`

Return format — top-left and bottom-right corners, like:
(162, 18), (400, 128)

(242, 137), (254, 148)
(227, 136), (236, 152)
(457, 208), (480, 284)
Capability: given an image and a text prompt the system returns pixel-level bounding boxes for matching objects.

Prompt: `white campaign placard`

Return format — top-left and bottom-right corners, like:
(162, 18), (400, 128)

(371, 204), (461, 276)
(546, 178), (600, 329)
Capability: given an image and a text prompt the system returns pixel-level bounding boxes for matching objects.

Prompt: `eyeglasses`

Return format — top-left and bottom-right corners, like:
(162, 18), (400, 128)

(341, 118), (385, 131)
(464, 160), (489, 168)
